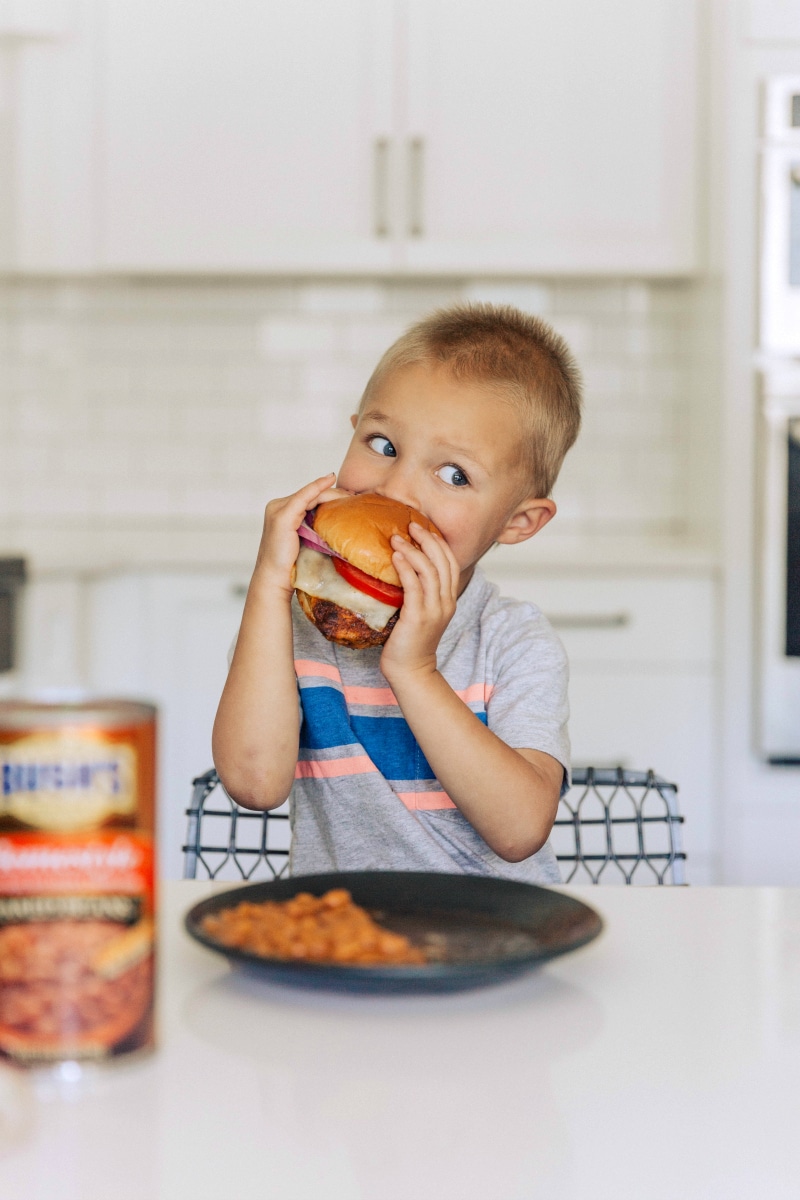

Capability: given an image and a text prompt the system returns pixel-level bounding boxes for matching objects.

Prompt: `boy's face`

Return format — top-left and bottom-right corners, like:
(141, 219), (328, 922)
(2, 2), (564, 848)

(337, 361), (555, 591)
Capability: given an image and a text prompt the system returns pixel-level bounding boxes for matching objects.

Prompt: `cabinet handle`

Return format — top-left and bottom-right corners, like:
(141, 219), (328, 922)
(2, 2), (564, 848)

(546, 612), (631, 630)
(230, 583), (248, 600)
(373, 138), (390, 238)
(408, 137), (424, 237)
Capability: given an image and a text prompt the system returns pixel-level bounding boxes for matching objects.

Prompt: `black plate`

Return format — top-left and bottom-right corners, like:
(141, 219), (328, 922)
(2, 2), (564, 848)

(185, 871), (603, 994)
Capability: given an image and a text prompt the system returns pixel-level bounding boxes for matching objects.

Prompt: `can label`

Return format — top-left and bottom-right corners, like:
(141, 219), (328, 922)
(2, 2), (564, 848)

(0, 734), (137, 830)
(0, 704), (156, 1065)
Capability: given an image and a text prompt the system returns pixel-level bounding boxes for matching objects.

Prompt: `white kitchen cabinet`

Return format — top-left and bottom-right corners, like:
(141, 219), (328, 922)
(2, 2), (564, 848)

(488, 570), (719, 883)
(96, 0), (701, 274)
(0, 0), (97, 271)
(402, 0), (700, 274)
(99, 0), (397, 273)
(86, 569), (252, 879)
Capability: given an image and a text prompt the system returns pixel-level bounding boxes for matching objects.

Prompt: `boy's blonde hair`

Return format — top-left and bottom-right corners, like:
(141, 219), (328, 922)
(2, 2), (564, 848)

(360, 303), (582, 497)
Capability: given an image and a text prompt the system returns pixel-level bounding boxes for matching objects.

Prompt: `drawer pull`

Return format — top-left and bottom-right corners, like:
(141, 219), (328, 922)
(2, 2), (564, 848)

(407, 137), (425, 237)
(230, 583), (248, 600)
(373, 137), (391, 238)
(546, 612), (631, 630)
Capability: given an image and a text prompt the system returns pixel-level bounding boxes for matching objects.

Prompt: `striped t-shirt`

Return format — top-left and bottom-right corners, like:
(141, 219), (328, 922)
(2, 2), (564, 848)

(288, 566), (569, 885)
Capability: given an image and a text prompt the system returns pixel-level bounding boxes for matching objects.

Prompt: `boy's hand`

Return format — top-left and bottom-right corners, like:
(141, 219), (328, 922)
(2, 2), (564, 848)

(380, 522), (460, 680)
(254, 474), (350, 596)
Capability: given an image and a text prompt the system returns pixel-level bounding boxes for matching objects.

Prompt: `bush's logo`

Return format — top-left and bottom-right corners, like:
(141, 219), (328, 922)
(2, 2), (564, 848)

(0, 735), (137, 830)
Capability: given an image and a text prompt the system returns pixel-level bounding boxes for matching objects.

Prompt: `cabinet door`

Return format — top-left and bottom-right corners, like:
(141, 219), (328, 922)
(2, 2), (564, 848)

(0, 0), (97, 271)
(566, 669), (716, 882)
(487, 571), (719, 879)
(87, 570), (250, 879)
(402, 0), (699, 274)
(99, 0), (396, 271)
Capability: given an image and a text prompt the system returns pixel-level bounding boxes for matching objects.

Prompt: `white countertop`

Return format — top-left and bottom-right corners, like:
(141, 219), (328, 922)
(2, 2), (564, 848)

(2, 881), (797, 1200)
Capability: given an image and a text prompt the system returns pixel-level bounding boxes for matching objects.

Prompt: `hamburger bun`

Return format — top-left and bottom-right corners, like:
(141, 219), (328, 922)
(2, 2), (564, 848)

(311, 493), (441, 587)
(295, 494), (441, 648)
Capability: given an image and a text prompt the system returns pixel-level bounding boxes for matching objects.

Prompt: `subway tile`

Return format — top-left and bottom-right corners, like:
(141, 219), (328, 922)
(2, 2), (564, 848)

(624, 284), (652, 316)
(136, 363), (216, 395)
(133, 441), (217, 480)
(581, 365), (626, 397)
(260, 399), (346, 442)
(301, 362), (369, 403)
(341, 317), (408, 360)
(553, 282), (627, 316)
(176, 485), (262, 518)
(5, 441), (52, 477)
(462, 281), (551, 314)
(58, 439), (133, 479)
(383, 284), (465, 315)
(98, 484), (176, 516)
(257, 317), (339, 359)
(96, 401), (174, 437)
(546, 316), (592, 358)
(299, 283), (385, 315)
(17, 483), (92, 517)
(0, 276), (707, 548)
(13, 397), (79, 438)
(175, 402), (257, 437)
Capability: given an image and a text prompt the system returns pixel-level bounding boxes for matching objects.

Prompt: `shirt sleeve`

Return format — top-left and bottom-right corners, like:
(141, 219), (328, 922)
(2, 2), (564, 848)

(485, 601), (571, 791)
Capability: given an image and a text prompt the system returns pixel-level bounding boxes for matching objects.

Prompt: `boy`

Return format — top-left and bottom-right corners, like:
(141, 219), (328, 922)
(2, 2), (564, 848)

(213, 304), (582, 883)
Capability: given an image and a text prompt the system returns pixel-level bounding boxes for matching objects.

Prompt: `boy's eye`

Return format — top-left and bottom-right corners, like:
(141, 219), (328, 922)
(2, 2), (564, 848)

(437, 464), (470, 487)
(367, 435), (396, 458)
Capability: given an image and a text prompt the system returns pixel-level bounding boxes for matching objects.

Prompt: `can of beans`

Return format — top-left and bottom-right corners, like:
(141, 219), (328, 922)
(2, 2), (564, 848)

(0, 700), (157, 1065)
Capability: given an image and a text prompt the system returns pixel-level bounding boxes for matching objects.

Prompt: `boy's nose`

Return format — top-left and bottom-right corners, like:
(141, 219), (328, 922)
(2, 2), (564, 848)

(373, 485), (422, 512)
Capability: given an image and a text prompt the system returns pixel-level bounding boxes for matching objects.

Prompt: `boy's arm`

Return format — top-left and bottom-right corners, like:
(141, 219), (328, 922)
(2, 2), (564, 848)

(212, 473), (343, 810)
(381, 524), (563, 862)
(387, 669), (563, 862)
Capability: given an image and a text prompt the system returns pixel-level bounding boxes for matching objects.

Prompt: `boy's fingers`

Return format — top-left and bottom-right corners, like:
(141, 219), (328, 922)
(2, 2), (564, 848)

(393, 544), (444, 614)
(408, 523), (458, 595)
(315, 485), (353, 505)
(295, 473), (337, 504)
(280, 475), (343, 525)
(392, 550), (423, 606)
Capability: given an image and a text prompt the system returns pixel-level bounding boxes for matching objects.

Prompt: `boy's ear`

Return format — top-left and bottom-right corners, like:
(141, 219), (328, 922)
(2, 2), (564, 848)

(495, 497), (557, 545)
(350, 413), (358, 430)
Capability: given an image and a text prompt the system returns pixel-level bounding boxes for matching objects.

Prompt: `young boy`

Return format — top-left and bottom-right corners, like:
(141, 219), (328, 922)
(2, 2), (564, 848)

(213, 304), (582, 883)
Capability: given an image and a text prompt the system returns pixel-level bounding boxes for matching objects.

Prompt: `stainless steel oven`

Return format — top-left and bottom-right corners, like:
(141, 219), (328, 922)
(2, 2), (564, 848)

(759, 369), (800, 761)
(760, 76), (800, 354)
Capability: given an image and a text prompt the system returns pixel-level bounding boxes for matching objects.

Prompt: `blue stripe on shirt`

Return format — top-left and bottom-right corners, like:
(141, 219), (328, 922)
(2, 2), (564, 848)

(298, 683), (487, 781)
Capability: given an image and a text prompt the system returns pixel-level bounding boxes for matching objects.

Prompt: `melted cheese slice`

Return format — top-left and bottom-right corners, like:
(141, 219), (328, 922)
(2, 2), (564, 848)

(294, 546), (399, 631)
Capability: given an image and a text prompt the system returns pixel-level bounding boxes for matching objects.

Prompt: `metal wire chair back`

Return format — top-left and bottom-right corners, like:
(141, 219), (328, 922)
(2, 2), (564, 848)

(552, 767), (685, 885)
(183, 768), (291, 883)
(183, 765), (685, 885)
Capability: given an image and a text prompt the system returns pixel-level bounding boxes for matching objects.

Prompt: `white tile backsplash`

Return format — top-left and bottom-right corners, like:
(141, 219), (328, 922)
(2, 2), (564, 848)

(0, 277), (711, 567)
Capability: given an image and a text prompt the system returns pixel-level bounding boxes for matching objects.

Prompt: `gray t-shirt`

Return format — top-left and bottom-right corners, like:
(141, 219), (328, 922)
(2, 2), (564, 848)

(289, 566), (569, 884)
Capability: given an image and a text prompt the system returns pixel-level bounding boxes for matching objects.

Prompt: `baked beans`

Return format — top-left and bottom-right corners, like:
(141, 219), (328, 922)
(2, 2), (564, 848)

(0, 920), (152, 1054)
(203, 888), (426, 966)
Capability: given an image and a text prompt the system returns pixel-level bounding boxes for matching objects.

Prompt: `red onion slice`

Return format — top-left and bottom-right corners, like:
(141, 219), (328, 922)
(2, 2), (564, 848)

(298, 521), (334, 556)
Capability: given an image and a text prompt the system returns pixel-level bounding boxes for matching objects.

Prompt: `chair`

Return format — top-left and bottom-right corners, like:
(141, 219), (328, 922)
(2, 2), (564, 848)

(183, 765), (686, 885)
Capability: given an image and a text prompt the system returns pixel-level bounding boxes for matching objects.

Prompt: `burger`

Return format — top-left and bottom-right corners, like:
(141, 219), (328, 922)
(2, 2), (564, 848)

(293, 494), (441, 648)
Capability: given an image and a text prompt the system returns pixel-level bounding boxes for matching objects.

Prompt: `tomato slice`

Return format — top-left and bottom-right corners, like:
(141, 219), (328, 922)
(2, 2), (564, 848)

(333, 556), (404, 608)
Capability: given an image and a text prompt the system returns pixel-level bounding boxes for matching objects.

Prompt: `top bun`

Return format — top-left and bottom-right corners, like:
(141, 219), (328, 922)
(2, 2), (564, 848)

(312, 494), (441, 587)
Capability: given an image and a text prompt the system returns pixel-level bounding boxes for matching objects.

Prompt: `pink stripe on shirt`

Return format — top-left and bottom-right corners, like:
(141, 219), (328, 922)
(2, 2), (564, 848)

(344, 684), (397, 706)
(340, 682), (494, 707)
(395, 791), (458, 811)
(294, 659), (342, 683)
(295, 755), (378, 779)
